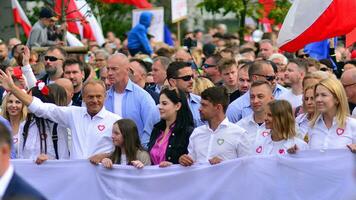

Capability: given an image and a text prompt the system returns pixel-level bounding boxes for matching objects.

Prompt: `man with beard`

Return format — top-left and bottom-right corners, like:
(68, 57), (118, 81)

(167, 61), (204, 127)
(0, 42), (10, 70)
(179, 87), (249, 166)
(40, 46), (66, 84)
(202, 53), (223, 86)
(63, 58), (85, 106)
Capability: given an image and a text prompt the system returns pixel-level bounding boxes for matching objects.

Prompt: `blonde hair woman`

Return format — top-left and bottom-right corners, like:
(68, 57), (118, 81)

(253, 100), (308, 155)
(192, 77), (214, 96)
(1, 92), (28, 155)
(296, 84), (316, 142)
(290, 78), (356, 153)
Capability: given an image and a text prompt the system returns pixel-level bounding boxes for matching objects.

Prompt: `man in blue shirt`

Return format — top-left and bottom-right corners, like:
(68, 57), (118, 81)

(166, 61), (204, 127)
(105, 53), (160, 147)
(226, 60), (288, 123)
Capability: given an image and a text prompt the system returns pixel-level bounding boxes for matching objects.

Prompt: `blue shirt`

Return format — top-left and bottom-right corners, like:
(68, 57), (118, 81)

(226, 84), (288, 123)
(0, 116), (15, 158)
(105, 80), (160, 147)
(188, 93), (204, 127)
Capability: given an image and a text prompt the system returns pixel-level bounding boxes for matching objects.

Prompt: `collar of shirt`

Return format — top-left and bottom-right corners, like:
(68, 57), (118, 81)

(315, 114), (338, 128)
(0, 165), (14, 197)
(83, 107), (107, 119)
(189, 93), (200, 104)
(274, 84), (287, 96)
(108, 79), (134, 97)
(205, 117), (230, 133)
(246, 114), (265, 126)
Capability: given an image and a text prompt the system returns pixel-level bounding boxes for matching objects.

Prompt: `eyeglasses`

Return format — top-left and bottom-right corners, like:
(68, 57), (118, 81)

(202, 63), (216, 69)
(44, 56), (62, 62)
(174, 75), (193, 81)
(252, 74), (276, 82)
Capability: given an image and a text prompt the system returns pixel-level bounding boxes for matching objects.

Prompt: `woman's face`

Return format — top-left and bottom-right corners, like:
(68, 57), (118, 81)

(111, 124), (124, 147)
(304, 88), (315, 114)
(264, 106), (273, 129)
(6, 94), (23, 117)
(158, 94), (180, 121)
(315, 85), (338, 115)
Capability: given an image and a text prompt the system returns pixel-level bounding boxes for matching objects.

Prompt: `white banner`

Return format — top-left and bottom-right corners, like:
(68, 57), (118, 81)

(171, 0), (187, 23)
(12, 150), (356, 200)
(132, 8), (164, 42)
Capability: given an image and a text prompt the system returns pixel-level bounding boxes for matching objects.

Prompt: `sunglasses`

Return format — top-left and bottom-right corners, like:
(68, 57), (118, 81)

(174, 75), (193, 81)
(319, 68), (329, 72)
(253, 74), (276, 81)
(202, 63), (216, 69)
(44, 56), (62, 62)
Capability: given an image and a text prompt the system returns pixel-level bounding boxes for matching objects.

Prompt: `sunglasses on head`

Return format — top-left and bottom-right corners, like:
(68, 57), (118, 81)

(174, 75), (193, 81)
(202, 63), (216, 69)
(44, 56), (62, 62)
(253, 74), (276, 82)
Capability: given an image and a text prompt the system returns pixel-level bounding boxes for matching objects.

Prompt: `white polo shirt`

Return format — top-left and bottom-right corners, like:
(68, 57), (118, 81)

(252, 129), (308, 155)
(296, 113), (310, 139)
(28, 97), (121, 159)
(308, 115), (356, 150)
(188, 118), (250, 164)
(237, 114), (266, 146)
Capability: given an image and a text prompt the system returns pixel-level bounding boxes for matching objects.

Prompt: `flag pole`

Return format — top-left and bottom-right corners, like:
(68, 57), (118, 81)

(14, 22), (20, 39)
(61, 0), (67, 45)
(177, 21), (181, 46)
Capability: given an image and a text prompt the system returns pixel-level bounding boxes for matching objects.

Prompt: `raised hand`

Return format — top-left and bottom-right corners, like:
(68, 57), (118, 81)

(0, 70), (15, 91)
(22, 46), (31, 66)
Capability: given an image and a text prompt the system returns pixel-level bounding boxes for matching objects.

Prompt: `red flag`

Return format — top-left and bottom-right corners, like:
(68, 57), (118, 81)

(346, 28), (356, 48)
(99, 0), (152, 9)
(277, 0), (356, 52)
(54, 0), (105, 45)
(259, 0), (275, 32)
(11, 0), (32, 38)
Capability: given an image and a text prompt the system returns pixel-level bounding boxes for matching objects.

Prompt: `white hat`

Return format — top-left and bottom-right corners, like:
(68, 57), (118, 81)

(252, 30), (264, 42)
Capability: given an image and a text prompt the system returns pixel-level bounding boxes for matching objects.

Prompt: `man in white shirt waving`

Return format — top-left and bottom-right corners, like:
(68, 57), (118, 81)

(179, 87), (250, 166)
(0, 70), (121, 160)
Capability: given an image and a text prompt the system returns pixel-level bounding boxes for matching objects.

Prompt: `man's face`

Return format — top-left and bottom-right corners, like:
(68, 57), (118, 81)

(107, 56), (129, 84)
(0, 44), (8, 61)
(152, 60), (167, 85)
(95, 54), (107, 69)
(259, 42), (274, 60)
(42, 18), (51, 27)
(170, 67), (194, 93)
(252, 64), (277, 91)
(250, 84), (273, 113)
(13, 44), (25, 65)
(0, 142), (11, 171)
(221, 65), (238, 87)
(63, 64), (84, 89)
(83, 84), (106, 116)
(174, 50), (191, 62)
(341, 72), (356, 102)
(44, 49), (64, 76)
(199, 99), (217, 121)
(129, 61), (145, 85)
(238, 68), (250, 93)
(202, 57), (219, 78)
(284, 62), (302, 86)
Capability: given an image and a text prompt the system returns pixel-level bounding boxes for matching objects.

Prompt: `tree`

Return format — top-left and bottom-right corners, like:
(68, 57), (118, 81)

(197, 0), (291, 43)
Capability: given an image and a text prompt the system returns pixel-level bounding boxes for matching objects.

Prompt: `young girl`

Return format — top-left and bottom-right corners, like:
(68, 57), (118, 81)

(253, 100), (308, 155)
(90, 119), (151, 168)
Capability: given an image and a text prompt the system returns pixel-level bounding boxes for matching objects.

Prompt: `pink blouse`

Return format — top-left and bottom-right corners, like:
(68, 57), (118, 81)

(150, 125), (174, 165)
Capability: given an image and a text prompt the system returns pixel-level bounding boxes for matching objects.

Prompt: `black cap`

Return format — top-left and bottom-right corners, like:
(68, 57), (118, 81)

(39, 7), (54, 19)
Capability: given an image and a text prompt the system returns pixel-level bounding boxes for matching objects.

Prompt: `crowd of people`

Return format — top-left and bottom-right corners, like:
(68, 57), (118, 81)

(1, 7), (356, 199)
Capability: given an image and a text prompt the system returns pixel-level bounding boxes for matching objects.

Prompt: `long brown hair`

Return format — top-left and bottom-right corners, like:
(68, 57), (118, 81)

(268, 100), (296, 139)
(111, 119), (144, 164)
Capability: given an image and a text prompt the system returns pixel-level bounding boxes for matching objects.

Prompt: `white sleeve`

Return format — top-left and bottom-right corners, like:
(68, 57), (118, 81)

(21, 64), (37, 89)
(237, 130), (251, 157)
(28, 97), (73, 128)
(187, 130), (197, 161)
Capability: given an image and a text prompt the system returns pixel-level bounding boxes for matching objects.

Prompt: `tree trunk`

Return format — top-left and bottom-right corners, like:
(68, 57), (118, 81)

(238, 0), (247, 44)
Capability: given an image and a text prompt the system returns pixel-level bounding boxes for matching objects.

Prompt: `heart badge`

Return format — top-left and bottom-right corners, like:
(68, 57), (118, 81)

(336, 128), (344, 136)
(98, 125), (105, 131)
(13, 138), (18, 144)
(262, 131), (269, 137)
(217, 138), (224, 145)
(279, 149), (285, 154)
(256, 146), (262, 153)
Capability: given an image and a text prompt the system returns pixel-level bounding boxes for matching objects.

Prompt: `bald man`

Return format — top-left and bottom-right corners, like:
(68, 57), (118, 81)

(55, 78), (74, 106)
(341, 68), (356, 116)
(104, 53), (159, 148)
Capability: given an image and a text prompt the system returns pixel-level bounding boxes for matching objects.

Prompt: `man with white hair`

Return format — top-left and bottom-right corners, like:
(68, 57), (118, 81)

(259, 39), (275, 60)
(269, 53), (288, 86)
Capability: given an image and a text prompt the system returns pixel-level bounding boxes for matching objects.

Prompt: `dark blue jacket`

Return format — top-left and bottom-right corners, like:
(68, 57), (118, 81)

(127, 12), (153, 56)
(3, 172), (47, 200)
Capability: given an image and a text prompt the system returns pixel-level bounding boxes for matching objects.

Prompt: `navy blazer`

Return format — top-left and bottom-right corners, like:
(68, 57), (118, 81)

(3, 172), (46, 200)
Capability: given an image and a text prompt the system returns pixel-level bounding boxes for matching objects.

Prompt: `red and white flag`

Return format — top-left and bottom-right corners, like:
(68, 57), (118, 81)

(277, 0), (356, 52)
(11, 0), (32, 38)
(55, 0), (105, 46)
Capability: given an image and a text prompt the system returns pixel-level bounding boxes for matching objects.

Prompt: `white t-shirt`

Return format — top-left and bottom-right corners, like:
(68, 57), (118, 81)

(279, 89), (303, 108)
(252, 129), (308, 155)
(114, 91), (125, 117)
(236, 114), (266, 145)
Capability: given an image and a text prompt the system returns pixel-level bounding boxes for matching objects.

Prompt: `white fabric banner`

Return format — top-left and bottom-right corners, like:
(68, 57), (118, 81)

(12, 150), (356, 200)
